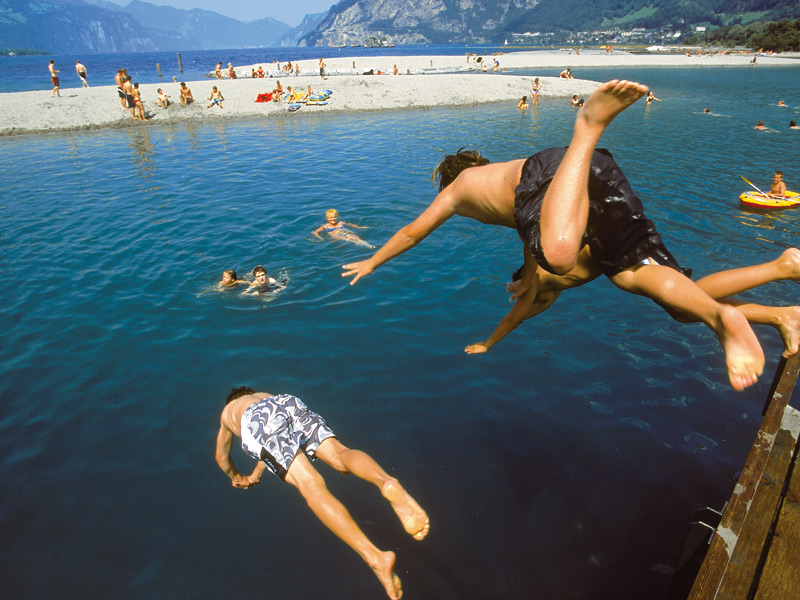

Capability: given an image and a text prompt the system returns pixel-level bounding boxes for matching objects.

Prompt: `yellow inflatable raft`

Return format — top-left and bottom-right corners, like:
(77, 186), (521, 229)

(739, 190), (800, 210)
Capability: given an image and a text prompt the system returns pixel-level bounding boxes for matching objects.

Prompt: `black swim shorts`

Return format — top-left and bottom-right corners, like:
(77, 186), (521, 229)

(514, 147), (690, 278)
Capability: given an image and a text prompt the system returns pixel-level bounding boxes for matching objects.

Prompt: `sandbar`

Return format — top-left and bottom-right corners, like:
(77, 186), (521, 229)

(1, 50), (794, 137)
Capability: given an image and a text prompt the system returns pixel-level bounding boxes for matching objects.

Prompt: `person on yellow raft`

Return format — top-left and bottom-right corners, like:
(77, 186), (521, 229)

(343, 80), (800, 391)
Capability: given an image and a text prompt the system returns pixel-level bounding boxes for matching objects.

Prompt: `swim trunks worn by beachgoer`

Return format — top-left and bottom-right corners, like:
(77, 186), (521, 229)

(514, 147), (691, 279)
(240, 394), (336, 480)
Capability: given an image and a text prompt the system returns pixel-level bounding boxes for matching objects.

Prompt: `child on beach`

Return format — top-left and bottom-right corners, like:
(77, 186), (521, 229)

(208, 86), (225, 108)
(156, 88), (171, 108)
(531, 78), (540, 105)
(313, 210), (374, 248)
(342, 79), (766, 391)
(179, 82), (194, 105)
(217, 269), (248, 289)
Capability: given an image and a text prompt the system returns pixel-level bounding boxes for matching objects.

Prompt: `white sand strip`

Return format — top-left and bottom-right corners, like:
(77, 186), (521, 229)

(0, 74), (598, 137)
(2, 50), (794, 137)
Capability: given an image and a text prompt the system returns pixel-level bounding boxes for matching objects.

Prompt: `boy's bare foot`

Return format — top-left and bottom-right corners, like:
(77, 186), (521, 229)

(371, 550), (402, 600)
(577, 79), (649, 133)
(382, 480), (430, 540)
(776, 247), (800, 280)
(717, 305), (765, 390)
(775, 306), (800, 356)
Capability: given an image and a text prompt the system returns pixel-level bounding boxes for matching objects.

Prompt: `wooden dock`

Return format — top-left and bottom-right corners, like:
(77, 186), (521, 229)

(671, 353), (800, 599)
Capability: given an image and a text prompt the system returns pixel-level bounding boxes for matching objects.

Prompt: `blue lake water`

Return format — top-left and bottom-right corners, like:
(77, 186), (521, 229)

(1, 63), (800, 600)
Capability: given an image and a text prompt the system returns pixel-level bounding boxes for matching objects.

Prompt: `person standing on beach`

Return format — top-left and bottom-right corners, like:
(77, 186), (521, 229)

(122, 76), (136, 119)
(75, 60), (89, 87)
(319, 57), (326, 80)
(48, 60), (60, 97)
(216, 387), (429, 600)
(115, 69), (127, 109)
(342, 79), (765, 392)
(215, 62), (223, 80)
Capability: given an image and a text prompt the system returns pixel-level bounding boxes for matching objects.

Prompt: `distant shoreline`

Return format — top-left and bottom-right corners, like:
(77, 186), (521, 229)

(1, 50), (795, 137)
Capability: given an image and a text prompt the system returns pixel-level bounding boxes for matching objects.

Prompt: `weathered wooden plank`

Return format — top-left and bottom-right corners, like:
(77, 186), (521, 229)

(714, 408), (800, 598)
(753, 416), (800, 600)
(688, 353), (800, 599)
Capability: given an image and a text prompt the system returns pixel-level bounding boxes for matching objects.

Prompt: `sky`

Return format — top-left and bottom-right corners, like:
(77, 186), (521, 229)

(105, 0), (338, 27)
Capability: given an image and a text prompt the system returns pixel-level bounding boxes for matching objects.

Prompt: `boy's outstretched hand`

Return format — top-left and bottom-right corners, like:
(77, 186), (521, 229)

(465, 343), (489, 354)
(342, 260), (373, 285)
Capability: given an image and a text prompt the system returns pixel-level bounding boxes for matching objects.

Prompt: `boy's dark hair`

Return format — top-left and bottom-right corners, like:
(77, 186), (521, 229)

(431, 147), (491, 191)
(226, 386), (255, 405)
(253, 265), (267, 276)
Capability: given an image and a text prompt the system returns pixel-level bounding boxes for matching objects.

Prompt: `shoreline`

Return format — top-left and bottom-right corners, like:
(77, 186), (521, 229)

(1, 50), (795, 137)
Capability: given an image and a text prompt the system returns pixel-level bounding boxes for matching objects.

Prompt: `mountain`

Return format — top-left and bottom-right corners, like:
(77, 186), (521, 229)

(276, 11), (329, 47)
(0, 0), (294, 53)
(117, 1), (290, 50)
(301, 0), (800, 46)
(0, 0), (197, 53)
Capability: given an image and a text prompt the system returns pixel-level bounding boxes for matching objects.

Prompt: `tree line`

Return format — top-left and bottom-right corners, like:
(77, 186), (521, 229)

(686, 18), (800, 52)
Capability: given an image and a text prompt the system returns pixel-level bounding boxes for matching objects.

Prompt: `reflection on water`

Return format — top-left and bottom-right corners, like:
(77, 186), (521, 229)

(0, 66), (799, 600)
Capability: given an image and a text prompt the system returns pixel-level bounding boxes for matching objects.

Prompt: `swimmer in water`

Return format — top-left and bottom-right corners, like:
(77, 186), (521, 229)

(218, 269), (248, 289)
(313, 209), (375, 248)
(243, 265), (286, 295)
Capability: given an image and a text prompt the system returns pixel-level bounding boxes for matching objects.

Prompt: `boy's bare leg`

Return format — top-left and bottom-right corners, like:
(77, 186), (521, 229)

(286, 453), (403, 600)
(695, 248), (800, 298)
(611, 264), (764, 390)
(693, 248), (800, 355)
(316, 438), (430, 540)
(540, 80), (649, 274)
(721, 300), (800, 356)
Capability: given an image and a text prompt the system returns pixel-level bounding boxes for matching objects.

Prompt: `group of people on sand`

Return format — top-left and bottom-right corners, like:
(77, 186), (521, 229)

(210, 79), (800, 600)
(111, 74), (223, 119)
(114, 68), (146, 121)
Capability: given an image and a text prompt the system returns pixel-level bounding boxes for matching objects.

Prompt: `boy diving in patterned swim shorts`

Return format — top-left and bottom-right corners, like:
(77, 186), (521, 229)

(342, 80), (784, 391)
(215, 387), (430, 600)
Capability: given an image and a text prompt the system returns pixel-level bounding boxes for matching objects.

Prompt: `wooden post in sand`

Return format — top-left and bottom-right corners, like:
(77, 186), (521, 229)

(177, 53), (183, 73)
(157, 63), (162, 77)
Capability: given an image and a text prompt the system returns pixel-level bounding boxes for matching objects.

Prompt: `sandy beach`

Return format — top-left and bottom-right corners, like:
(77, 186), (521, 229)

(1, 50), (795, 137)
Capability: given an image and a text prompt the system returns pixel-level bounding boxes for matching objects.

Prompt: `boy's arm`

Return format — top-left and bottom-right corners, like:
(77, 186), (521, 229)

(465, 287), (561, 354)
(215, 424), (253, 488)
(342, 187), (459, 284)
(248, 461), (268, 485)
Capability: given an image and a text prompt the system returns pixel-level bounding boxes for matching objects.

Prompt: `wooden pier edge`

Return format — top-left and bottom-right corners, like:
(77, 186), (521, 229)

(685, 352), (800, 599)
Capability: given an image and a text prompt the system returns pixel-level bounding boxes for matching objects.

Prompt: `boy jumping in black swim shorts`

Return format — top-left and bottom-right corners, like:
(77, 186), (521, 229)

(342, 80), (766, 391)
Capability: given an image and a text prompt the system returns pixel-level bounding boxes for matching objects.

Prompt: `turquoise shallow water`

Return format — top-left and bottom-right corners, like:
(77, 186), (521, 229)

(1, 65), (800, 599)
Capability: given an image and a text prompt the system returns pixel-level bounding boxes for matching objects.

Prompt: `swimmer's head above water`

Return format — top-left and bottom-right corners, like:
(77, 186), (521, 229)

(220, 269), (238, 286)
(326, 209), (338, 222)
(432, 147), (491, 191)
